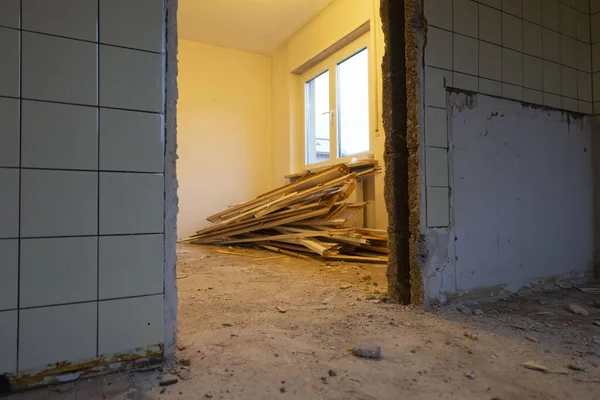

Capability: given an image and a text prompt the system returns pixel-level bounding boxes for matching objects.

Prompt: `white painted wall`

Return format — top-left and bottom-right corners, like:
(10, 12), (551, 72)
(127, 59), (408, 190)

(177, 40), (272, 239)
(423, 93), (593, 300)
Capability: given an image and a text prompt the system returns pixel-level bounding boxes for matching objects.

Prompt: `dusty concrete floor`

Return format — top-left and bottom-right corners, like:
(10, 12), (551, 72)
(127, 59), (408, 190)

(7, 244), (600, 399)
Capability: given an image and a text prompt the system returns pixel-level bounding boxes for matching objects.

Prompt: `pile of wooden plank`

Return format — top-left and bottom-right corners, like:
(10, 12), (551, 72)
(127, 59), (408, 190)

(181, 163), (388, 263)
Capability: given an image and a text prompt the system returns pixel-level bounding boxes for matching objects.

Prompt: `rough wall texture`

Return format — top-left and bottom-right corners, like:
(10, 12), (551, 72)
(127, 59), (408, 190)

(593, 116), (600, 279)
(422, 92), (593, 302)
(164, 0), (179, 359)
(380, 0), (423, 304)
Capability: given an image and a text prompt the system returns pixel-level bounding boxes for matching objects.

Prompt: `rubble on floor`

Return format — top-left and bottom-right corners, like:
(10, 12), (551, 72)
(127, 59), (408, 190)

(181, 163), (388, 263)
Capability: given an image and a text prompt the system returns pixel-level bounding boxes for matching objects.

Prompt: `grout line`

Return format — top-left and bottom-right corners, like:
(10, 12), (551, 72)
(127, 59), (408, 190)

(0, 24), (164, 55)
(96, 0), (101, 358)
(0, 232), (165, 241)
(5, 96), (164, 116)
(15, 0), (22, 374)
(0, 166), (165, 175)
(1, 293), (165, 313)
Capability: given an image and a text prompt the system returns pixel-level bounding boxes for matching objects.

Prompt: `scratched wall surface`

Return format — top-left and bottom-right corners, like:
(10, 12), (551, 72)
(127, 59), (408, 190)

(451, 93), (593, 292)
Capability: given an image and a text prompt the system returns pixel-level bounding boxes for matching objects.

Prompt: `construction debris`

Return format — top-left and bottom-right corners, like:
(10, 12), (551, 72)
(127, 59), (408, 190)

(181, 164), (387, 263)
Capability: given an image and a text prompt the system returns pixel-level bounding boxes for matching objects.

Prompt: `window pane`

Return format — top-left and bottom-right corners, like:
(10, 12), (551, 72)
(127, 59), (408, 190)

(305, 71), (330, 164)
(337, 48), (369, 157)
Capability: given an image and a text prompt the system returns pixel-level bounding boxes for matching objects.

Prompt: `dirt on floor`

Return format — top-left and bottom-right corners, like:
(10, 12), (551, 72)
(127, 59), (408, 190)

(7, 244), (600, 399)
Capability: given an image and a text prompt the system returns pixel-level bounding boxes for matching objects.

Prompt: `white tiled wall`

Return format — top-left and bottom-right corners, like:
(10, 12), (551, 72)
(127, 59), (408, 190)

(423, 0), (597, 227)
(592, 0), (600, 111)
(0, 0), (165, 378)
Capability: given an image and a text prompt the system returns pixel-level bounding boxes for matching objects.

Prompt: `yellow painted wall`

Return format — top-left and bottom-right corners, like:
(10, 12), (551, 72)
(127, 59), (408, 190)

(177, 39), (272, 239)
(270, 0), (387, 229)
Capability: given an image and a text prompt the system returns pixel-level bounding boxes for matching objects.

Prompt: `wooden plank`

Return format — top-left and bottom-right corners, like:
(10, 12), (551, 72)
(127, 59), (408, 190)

(323, 254), (388, 264)
(258, 244), (313, 261)
(285, 159), (378, 180)
(217, 228), (354, 245)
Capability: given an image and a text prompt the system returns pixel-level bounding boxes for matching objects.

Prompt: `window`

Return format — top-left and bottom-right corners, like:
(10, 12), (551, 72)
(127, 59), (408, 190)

(303, 35), (371, 166)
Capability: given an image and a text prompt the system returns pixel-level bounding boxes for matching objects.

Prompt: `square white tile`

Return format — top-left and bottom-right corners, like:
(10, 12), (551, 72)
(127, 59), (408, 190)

(542, 0), (560, 30)
(479, 4), (502, 44)
(523, 88), (544, 103)
(21, 170), (98, 237)
(22, 0), (97, 41)
(479, 78), (503, 96)
(0, 311), (17, 374)
(19, 303), (97, 371)
(577, 11), (591, 43)
(578, 71), (593, 101)
(523, 21), (543, 57)
(542, 29), (560, 63)
(100, 109), (164, 173)
(578, 100), (593, 114)
(425, 107), (448, 148)
(426, 148), (449, 187)
(479, 42), (502, 80)
(562, 96), (578, 112)
(543, 92), (562, 108)
(454, 34), (479, 75)
(561, 66), (578, 98)
(523, 0), (542, 23)
(22, 33), (97, 106)
(453, 72), (479, 91)
(543, 61), (562, 94)
(0, 240), (17, 311)
(0, 168), (18, 239)
(99, 0), (164, 53)
(20, 237), (97, 308)
(425, 27), (453, 70)
(560, 35), (577, 69)
(0, 97), (19, 167)
(21, 101), (98, 170)
(99, 172), (164, 235)
(592, 0), (600, 13)
(100, 46), (164, 113)
(594, 72), (600, 101)
(0, 0), (20, 29)
(560, 4), (578, 38)
(592, 13), (600, 43)
(425, 67), (453, 108)
(576, 0), (590, 13)
(454, 0), (479, 38)
(524, 55), (543, 90)
(578, 41), (592, 72)
(0, 27), (20, 97)
(99, 234), (163, 300)
(98, 295), (163, 356)
(502, 83), (523, 100)
(427, 187), (450, 227)
(502, 13), (523, 51)
(503, 48), (524, 86)
(593, 43), (600, 73)
(503, 0), (522, 16)
(425, 0), (453, 29)
(596, 101), (600, 114)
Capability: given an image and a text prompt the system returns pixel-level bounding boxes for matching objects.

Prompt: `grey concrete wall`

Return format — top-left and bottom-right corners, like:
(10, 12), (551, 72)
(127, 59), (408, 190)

(423, 93), (593, 301)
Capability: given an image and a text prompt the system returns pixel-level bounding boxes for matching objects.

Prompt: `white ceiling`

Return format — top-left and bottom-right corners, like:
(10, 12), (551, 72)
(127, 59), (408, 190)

(177, 0), (337, 55)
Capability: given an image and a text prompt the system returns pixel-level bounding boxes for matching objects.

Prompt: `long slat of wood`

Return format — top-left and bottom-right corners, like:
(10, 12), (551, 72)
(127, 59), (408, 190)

(188, 202), (325, 240)
(297, 238), (339, 256)
(253, 173), (356, 218)
(258, 244), (313, 260)
(209, 191), (299, 228)
(217, 229), (354, 245)
(257, 164), (350, 200)
(207, 164), (349, 223)
(323, 254), (388, 264)
(189, 207), (331, 244)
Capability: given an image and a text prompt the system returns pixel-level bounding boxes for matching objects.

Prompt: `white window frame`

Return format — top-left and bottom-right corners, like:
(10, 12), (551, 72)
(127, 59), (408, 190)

(301, 33), (373, 169)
